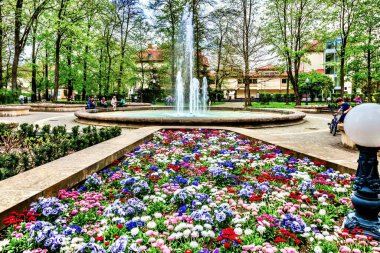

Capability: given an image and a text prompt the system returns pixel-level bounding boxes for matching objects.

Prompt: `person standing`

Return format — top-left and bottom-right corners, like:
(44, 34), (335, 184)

(19, 94), (24, 104)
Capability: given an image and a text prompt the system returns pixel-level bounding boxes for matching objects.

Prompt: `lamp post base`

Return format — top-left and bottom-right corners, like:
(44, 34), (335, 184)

(344, 212), (380, 240)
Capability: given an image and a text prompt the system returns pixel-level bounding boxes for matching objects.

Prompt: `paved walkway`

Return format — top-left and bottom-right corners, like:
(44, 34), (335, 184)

(0, 107), (359, 170)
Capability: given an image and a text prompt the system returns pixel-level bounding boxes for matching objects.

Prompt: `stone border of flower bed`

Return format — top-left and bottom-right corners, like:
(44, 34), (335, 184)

(0, 106), (30, 117)
(0, 126), (160, 230)
(74, 107), (306, 128)
(0, 125), (357, 231)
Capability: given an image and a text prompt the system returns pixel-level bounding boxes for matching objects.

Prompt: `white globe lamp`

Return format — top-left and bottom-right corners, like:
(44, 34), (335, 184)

(343, 103), (380, 239)
(344, 103), (380, 147)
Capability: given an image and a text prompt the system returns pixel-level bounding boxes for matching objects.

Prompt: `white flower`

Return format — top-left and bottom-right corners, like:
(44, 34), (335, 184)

(154, 213), (162, 219)
(132, 216), (140, 222)
(315, 234), (324, 240)
(234, 227), (243, 236)
(176, 232), (183, 239)
(141, 216), (152, 222)
(318, 197), (326, 203)
(257, 225), (266, 234)
(318, 209), (326, 216)
(201, 231), (209, 237)
(183, 229), (191, 237)
(190, 241), (199, 248)
(244, 229), (253, 235)
(147, 221), (157, 229)
(204, 224), (212, 229)
(191, 231), (200, 238)
(131, 227), (139, 236)
(314, 246), (322, 253)
(325, 235), (335, 242)
(194, 225), (203, 231)
(0, 239), (10, 251)
(207, 230), (215, 238)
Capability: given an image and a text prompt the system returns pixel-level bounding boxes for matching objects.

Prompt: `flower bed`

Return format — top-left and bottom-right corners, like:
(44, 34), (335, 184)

(0, 129), (377, 253)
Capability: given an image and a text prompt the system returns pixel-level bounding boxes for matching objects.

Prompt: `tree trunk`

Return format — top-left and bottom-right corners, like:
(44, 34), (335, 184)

(285, 78), (289, 104)
(82, 21), (90, 100)
(11, 0), (23, 91)
(0, 1), (3, 89)
(53, 32), (62, 101)
(367, 27), (372, 102)
(82, 44), (88, 100)
(67, 44), (73, 100)
(44, 47), (49, 100)
(31, 21), (38, 102)
(339, 42), (346, 97)
(98, 48), (103, 96)
(170, 33), (176, 93)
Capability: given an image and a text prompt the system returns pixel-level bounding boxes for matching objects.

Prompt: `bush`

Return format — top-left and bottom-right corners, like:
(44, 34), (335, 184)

(259, 93), (272, 104)
(274, 93), (283, 102)
(0, 125), (122, 180)
(374, 93), (380, 103)
(0, 89), (17, 104)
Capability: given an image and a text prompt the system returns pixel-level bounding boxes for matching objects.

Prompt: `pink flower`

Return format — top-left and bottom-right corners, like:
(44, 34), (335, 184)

(352, 250), (361, 253)
(135, 239), (143, 244)
(146, 230), (154, 236)
(139, 246), (147, 251)
(339, 246), (351, 253)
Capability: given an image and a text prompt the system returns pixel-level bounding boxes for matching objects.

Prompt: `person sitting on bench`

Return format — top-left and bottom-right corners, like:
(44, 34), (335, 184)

(86, 97), (96, 109)
(99, 97), (108, 108)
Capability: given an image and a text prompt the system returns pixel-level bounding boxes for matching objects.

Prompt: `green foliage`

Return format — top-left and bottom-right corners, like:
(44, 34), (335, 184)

(259, 93), (273, 104)
(0, 124), (122, 180)
(0, 90), (17, 104)
(298, 71), (334, 100)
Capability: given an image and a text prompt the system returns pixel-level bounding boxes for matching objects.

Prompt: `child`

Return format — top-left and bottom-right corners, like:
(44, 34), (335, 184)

(336, 97), (352, 123)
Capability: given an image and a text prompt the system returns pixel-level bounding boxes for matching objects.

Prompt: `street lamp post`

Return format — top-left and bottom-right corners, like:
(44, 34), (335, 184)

(343, 103), (380, 239)
(305, 78), (310, 105)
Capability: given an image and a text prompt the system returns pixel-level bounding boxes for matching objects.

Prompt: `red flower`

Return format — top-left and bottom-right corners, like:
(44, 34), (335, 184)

(224, 242), (230, 249)
(104, 241), (110, 246)
(95, 236), (104, 241)
(217, 236), (223, 241)
(117, 224), (123, 229)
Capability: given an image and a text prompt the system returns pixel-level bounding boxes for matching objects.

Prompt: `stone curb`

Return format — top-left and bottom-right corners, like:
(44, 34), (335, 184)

(0, 126), (160, 230)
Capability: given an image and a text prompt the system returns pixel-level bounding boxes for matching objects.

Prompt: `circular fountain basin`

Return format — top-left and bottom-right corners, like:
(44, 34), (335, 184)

(74, 106), (306, 128)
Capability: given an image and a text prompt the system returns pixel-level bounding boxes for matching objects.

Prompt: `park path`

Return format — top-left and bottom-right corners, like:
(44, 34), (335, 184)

(0, 105), (359, 170)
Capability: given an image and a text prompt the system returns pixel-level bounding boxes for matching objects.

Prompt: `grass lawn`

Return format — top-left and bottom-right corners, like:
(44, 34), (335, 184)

(250, 101), (329, 109)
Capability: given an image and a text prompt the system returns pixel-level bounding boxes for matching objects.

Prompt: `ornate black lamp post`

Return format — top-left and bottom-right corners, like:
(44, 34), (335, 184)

(344, 103), (380, 239)
(305, 78), (309, 105)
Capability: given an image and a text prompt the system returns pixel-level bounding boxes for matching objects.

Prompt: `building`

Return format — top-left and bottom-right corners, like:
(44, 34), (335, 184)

(132, 44), (211, 99)
(209, 40), (353, 100)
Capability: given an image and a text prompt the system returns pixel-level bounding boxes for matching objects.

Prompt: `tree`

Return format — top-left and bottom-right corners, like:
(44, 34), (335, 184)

(298, 71), (334, 100)
(265, 0), (319, 105)
(11, 0), (50, 91)
(150, 0), (186, 92)
(330, 0), (361, 97)
(346, 0), (380, 100)
(227, 0), (266, 107)
(114, 0), (141, 93)
(208, 7), (233, 92)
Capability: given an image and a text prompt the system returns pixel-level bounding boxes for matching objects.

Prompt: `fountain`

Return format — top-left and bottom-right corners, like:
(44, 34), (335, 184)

(175, 4), (208, 116)
(74, 5), (306, 128)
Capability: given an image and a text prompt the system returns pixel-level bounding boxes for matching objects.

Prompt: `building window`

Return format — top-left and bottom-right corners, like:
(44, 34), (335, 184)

(250, 79), (257, 84)
(281, 79), (287, 84)
(344, 87), (347, 90)
(238, 78), (244, 84)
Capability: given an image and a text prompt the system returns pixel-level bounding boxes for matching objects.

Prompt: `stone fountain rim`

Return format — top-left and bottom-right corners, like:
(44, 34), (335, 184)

(74, 106), (306, 128)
